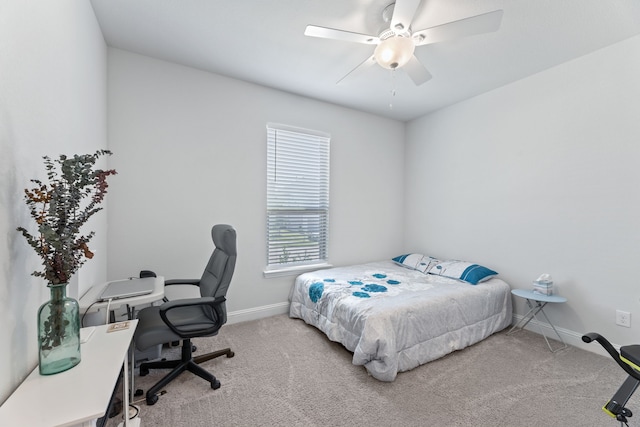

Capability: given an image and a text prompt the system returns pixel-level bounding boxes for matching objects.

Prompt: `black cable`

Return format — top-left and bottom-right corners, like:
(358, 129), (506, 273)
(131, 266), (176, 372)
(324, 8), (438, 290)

(128, 404), (139, 420)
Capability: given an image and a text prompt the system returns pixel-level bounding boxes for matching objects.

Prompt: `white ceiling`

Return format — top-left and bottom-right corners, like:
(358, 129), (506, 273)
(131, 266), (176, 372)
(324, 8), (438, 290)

(89, 0), (640, 122)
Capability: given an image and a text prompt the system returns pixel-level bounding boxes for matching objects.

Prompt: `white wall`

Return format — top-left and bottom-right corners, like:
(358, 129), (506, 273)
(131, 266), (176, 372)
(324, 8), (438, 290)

(405, 34), (640, 351)
(106, 49), (405, 319)
(0, 1), (107, 403)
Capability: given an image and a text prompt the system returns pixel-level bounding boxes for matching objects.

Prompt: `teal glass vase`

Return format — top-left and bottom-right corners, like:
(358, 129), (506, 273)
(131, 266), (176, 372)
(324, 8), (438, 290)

(37, 283), (81, 375)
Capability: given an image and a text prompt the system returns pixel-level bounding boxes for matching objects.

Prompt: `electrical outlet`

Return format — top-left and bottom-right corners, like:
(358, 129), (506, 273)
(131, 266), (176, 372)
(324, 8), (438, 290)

(616, 310), (631, 328)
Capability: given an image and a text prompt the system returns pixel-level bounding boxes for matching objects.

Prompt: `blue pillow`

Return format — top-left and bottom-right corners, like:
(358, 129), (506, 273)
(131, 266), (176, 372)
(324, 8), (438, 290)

(428, 260), (497, 285)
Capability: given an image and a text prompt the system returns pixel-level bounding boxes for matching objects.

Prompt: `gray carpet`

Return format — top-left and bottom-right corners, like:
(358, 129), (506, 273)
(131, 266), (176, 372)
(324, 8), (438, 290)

(108, 314), (631, 427)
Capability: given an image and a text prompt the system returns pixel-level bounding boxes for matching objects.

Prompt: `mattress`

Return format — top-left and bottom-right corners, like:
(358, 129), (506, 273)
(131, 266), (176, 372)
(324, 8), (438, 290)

(289, 260), (512, 381)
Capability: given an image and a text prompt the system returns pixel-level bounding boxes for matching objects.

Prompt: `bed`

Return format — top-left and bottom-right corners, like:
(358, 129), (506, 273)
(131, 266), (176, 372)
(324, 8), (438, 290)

(289, 258), (512, 381)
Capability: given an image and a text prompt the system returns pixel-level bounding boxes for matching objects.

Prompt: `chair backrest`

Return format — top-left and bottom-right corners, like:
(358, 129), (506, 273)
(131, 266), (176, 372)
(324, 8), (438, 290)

(199, 225), (237, 309)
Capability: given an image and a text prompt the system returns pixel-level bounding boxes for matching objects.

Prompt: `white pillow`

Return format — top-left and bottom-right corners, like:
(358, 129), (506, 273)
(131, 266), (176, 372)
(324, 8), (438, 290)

(428, 260), (498, 285)
(392, 253), (440, 274)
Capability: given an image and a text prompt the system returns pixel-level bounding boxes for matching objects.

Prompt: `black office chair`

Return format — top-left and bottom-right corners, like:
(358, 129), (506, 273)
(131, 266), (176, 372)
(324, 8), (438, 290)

(134, 224), (237, 405)
(583, 332), (640, 426)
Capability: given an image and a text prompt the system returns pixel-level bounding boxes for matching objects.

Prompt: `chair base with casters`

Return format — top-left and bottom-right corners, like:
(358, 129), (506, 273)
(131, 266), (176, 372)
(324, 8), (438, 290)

(193, 346), (235, 364)
(583, 332), (640, 426)
(167, 342), (235, 361)
(138, 338), (235, 405)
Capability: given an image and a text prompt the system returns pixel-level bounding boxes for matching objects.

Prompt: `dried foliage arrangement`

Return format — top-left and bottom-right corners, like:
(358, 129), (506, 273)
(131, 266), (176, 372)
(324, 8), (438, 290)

(17, 150), (117, 285)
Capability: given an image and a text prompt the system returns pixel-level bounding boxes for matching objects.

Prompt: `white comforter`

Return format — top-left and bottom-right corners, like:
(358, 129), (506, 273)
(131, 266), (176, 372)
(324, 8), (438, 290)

(289, 261), (512, 381)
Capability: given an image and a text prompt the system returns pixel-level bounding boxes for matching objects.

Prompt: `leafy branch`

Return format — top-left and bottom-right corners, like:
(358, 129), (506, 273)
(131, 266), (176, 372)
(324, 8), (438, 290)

(17, 150), (117, 285)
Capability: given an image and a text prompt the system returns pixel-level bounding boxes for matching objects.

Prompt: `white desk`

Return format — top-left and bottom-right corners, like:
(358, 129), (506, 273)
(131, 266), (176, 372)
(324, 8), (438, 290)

(79, 276), (165, 403)
(79, 276), (165, 319)
(0, 321), (138, 427)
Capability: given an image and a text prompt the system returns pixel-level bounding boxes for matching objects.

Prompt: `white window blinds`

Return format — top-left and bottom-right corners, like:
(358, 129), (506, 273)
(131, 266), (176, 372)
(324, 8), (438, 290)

(266, 123), (330, 269)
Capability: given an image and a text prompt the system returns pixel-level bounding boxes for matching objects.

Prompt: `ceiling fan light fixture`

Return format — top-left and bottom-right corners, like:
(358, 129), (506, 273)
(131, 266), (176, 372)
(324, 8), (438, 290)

(374, 35), (415, 70)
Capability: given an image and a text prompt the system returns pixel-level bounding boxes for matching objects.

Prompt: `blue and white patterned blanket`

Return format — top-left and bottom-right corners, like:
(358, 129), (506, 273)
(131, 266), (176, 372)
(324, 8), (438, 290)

(289, 260), (512, 381)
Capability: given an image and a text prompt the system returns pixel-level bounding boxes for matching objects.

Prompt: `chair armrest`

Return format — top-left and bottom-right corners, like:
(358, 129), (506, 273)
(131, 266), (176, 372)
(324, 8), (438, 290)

(159, 296), (226, 338)
(164, 279), (201, 302)
(583, 332), (640, 381)
(165, 279), (201, 286)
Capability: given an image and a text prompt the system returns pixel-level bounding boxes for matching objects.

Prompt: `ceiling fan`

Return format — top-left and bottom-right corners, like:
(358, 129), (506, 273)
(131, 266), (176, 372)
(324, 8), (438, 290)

(304, 0), (503, 85)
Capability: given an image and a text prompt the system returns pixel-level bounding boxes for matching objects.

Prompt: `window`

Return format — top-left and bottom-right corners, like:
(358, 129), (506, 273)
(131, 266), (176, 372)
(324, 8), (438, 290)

(265, 123), (330, 275)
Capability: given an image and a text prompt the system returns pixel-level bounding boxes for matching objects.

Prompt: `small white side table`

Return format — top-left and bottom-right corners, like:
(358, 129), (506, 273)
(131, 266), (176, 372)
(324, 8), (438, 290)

(508, 289), (568, 352)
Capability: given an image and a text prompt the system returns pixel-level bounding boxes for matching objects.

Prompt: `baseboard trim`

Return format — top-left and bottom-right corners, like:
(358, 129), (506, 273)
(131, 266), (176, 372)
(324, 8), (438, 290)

(227, 302), (290, 325)
(510, 313), (618, 358)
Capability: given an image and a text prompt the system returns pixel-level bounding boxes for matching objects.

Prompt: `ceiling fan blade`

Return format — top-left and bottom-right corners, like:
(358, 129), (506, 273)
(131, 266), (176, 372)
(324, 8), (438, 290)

(390, 0), (422, 34)
(305, 25), (379, 45)
(413, 9), (503, 46)
(336, 55), (377, 85)
(403, 55), (432, 85)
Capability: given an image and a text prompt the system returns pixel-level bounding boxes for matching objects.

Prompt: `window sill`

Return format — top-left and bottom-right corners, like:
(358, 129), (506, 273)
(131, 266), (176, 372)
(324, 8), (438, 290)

(263, 263), (333, 279)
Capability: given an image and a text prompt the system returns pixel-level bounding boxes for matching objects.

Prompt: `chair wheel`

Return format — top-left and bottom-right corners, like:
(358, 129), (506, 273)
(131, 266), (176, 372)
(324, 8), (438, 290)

(146, 394), (158, 405)
(227, 351), (235, 358)
(192, 345), (197, 352)
(211, 379), (221, 390)
(140, 367), (149, 376)
(135, 389), (144, 397)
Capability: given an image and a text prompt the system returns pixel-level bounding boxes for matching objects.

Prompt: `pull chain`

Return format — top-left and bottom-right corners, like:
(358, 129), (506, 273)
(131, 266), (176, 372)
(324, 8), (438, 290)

(389, 69), (397, 110)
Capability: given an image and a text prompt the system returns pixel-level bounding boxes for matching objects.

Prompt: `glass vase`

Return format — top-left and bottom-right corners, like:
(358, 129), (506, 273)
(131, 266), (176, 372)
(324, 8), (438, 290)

(37, 283), (81, 375)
